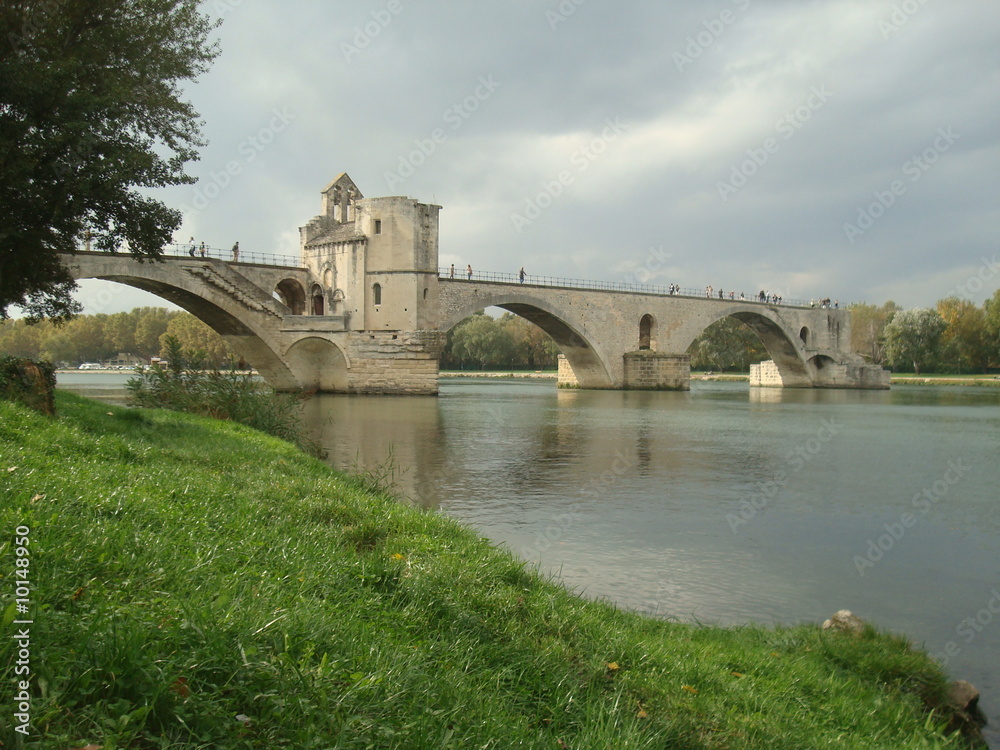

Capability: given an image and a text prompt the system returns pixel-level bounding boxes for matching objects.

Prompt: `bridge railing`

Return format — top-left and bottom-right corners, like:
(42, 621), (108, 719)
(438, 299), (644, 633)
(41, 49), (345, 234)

(439, 268), (820, 308)
(162, 243), (305, 268)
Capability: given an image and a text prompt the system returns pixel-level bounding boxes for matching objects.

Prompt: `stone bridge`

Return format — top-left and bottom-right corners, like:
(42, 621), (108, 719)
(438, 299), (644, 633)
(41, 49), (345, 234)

(438, 278), (887, 390)
(61, 173), (888, 393)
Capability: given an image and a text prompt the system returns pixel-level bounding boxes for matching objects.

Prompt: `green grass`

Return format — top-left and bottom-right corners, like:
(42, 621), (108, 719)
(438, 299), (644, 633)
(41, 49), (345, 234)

(0, 393), (977, 748)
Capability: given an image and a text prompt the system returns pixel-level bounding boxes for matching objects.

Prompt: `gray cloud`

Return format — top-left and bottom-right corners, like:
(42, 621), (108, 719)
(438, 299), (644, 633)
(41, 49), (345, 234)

(82, 0), (1000, 313)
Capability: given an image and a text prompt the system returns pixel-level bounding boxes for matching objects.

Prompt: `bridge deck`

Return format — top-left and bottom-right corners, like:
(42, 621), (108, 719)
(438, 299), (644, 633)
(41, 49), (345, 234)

(82, 245), (823, 308)
(439, 269), (816, 308)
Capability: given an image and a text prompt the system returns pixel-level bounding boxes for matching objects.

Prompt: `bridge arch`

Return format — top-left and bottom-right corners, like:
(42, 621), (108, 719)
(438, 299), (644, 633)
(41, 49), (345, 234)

(284, 337), (349, 392)
(440, 292), (615, 388)
(66, 255), (304, 390)
(680, 306), (814, 386)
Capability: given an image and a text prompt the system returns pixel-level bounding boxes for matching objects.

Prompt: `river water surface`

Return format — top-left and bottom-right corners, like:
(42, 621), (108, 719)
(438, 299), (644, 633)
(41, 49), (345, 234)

(61, 373), (1000, 744)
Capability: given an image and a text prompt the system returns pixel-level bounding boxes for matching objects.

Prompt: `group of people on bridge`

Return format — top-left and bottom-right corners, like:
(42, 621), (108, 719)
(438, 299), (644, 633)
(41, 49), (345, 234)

(178, 238), (239, 262)
(688, 285), (783, 305)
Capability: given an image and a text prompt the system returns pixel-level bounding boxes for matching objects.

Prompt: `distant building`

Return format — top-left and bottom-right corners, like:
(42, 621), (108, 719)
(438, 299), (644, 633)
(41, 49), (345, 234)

(104, 352), (145, 368)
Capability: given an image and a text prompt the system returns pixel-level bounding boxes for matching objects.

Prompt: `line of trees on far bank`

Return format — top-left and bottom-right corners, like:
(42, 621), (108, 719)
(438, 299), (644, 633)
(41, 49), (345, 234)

(0, 308), (236, 368)
(689, 293), (1000, 374)
(1, 289), (998, 374)
(851, 292), (1000, 374)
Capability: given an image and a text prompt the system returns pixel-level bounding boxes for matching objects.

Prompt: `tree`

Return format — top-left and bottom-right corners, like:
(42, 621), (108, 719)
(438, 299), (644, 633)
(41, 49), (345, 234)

(936, 296), (989, 373)
(160, 312), (233, 366)
(688, 317), (767, 371)
(39, 314), (108, 364)
(0, 1), (219, 321)
(883, 308), (946, 374)
(848, 301), (900, 364)
(104, 311), (138, 355)
(133, 308), (178, 358)
(985, 289), (1000, 366)
(499, 313), (559, 369)
(449, 314), (517, 370)
(0, 318), (45, 359)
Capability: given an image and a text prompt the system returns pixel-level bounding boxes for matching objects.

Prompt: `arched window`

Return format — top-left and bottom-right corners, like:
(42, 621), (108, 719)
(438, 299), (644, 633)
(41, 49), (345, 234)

(639, 314), (655, 350)
(423, 287), (428, 300)
(372, 283), (382, 306)
(799, 326), (809, 346)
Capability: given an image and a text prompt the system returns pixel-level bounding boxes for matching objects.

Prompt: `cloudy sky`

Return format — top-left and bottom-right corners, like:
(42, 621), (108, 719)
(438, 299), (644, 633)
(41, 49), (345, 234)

(77, 0), (1000, 314)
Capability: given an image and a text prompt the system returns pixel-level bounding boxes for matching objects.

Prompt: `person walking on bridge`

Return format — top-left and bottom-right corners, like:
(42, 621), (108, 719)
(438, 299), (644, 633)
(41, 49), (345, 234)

(231, 241), (240, 262)
(466, 264), (473, 280)
(518, 266), (526, 283)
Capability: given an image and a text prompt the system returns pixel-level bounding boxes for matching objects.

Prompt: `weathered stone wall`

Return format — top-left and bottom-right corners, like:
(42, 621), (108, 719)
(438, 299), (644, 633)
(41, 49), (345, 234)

(750, 360), (785, 387)
(622, 352), (691, 390)
(557, 355), (579, 388)
(751, 358), (889, 389)
(344, 331), (445, 395)
(438, 280), (884, 391)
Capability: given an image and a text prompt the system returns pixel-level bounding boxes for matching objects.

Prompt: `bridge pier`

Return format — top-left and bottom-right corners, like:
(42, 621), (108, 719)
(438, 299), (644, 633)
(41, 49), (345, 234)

(750, 359), (890, 389)
(558, 352), (692, 390)
(622, 351), (691, 390)
(62, 174), (891, 396)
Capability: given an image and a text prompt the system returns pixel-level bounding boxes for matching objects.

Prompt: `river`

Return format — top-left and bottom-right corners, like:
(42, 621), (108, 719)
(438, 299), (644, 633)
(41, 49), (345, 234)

(59, 373), (1000, 744)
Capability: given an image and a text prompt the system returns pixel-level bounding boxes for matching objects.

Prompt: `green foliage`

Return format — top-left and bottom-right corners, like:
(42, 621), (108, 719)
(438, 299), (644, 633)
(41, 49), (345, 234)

(0, 307), (232, 366)
(884, 308), (948, 374)
(936, 297), (990, 373)
(0, 355), (55, 413)
(0, 394), (973, 748)
(443, 312), (559, 370)
(984, 289), (1000, 365)
(849, 301), (901, 364)
(688, 317), (767, 372)
(0, 0), (219, 320)
(160, 312), (236, 367)
(126, 336), (311, 452)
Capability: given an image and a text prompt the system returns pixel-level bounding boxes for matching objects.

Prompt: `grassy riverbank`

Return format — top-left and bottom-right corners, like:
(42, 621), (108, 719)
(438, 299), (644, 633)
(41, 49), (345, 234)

(0, 394), (976, 748)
